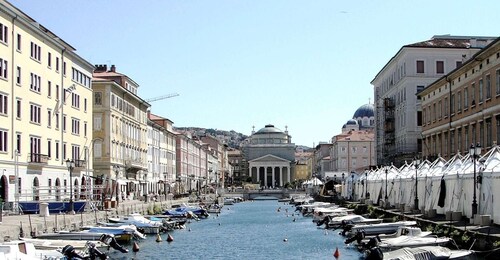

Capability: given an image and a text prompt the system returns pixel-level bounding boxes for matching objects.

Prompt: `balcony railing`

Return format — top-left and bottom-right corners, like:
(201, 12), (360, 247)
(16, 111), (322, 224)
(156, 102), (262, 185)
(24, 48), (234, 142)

(74, 159), (87, 168)
(28, 153), (49, 164)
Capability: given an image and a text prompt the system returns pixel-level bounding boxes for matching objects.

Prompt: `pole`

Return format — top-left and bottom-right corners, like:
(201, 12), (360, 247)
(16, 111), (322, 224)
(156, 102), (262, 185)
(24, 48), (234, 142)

(385, 168), (388, 200)
(68, 161), (74, 214)
(472, 154), (478, 216)
(414, 161), (419, 211)
(14, 149), (19, 214)
(365, 171), (368, 199)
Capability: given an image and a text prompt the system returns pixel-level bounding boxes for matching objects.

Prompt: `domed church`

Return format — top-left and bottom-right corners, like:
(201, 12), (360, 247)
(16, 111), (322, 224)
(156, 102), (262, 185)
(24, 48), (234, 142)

(241, 124), (295, 187)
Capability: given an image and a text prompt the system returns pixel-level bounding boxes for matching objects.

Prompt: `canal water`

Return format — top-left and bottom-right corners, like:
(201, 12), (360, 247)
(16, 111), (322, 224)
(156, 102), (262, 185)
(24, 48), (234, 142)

(107, 199), (362, 259)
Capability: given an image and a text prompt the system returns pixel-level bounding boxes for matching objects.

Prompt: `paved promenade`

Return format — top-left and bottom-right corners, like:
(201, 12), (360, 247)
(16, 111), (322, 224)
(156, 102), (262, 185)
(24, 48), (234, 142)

(0, 197), (190, 242)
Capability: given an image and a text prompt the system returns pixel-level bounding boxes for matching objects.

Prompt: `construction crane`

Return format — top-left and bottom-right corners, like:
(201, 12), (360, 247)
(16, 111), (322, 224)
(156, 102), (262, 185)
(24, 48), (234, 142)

(145, 93), (179, 103)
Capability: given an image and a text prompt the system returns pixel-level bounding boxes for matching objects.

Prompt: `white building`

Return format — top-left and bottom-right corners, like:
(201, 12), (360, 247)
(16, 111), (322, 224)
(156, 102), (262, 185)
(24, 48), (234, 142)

(371, 35), (495, 166)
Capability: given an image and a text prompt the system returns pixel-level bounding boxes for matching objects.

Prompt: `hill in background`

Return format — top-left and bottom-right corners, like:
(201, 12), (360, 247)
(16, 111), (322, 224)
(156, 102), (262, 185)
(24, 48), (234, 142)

(174, 127), (310, 151)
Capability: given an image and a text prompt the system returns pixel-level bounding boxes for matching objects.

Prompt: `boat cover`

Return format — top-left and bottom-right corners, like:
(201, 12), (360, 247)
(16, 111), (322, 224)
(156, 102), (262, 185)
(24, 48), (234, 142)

(382, 246), (459, 260)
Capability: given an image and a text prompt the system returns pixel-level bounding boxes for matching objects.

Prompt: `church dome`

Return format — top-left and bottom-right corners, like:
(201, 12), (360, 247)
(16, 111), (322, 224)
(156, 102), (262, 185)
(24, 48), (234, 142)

(353, 104), (374, 118)
(255, 124), (284, 135)
(346, 119), (358, 125)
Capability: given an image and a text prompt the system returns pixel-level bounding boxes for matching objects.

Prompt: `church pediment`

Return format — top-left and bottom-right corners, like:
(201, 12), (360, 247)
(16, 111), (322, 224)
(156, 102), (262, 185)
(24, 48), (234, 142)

(249, 154), (290, 163)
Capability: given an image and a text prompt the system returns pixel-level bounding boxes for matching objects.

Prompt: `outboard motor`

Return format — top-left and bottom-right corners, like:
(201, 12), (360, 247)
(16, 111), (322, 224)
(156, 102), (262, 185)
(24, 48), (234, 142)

(87, 242), (108, 260)
(100, 234), (129, 253)
(317, 216), (328, 226)
(365, 247), (384, 260)
(340, 224), (353, 236)
(62, 245), (86, 259)
(344, 230), (365, 244)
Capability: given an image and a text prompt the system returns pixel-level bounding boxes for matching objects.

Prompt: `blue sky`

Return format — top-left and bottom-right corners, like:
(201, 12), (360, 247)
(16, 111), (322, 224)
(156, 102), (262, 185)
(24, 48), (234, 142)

(11, 0), (499, 147)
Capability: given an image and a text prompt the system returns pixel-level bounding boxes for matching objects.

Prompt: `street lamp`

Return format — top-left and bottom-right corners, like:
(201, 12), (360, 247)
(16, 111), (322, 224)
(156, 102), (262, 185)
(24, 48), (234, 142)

(414, 158), (421, 211)
(163, 172), (168, 200)
(470, 143), (481, 216)
(113, 165), (120, 207)
(65, 159), (75, 214)
(352, 174), (355, 200)
(385, 167), (389, 201)
(365, 171), (368, 199)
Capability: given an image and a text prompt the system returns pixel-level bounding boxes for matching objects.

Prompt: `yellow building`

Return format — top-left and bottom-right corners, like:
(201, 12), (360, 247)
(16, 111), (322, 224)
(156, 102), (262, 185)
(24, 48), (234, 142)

(92, 65), (150, 203)
(0, 1), (94, 209)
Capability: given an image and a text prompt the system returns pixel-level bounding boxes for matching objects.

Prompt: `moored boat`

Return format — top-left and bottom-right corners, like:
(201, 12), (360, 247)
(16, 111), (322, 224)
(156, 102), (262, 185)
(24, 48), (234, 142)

(342, 221), (417, 237)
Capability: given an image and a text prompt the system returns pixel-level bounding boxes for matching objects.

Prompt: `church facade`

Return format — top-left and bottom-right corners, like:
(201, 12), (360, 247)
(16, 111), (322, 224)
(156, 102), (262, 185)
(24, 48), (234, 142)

(242, 125), (295, 187)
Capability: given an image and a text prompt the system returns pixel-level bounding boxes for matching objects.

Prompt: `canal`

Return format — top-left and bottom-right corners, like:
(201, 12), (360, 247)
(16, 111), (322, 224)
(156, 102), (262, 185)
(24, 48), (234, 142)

(107, 199), (362, 259)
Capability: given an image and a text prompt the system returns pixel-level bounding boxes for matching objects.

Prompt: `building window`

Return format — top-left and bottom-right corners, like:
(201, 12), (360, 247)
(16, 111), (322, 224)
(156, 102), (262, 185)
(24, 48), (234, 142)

(16, 133), (21, 153)
(456, 61), (463, 68)
(55, 113), (59, 129)
(480, 122), (484, 145)
(471, 83), (476, 106)
(16, 33), (21, 51)
(30, 42), (41, 62)
(55, 141), (59, 160)
(47, 140), (51, 158)
(486, 74), (491, 99)
(71, 93), (80, 109)
(30, 104), (41, 124)
(71, 118), (80, 135)
(84, 98), (87, 112)
(464, 87), (468, 108)
(63, 62), (66, 76)
(16, 66), (21, 85)
(457, 92), (462, 111)
(0, 93), (7, 115)
(47, 81), (51, 97)
(486, 118), (492, 147)
(496, 70), (500, 95)
(0, 23), (8, 44)
(436, 61), (444, 74)
(450, 94), (455, 114)
(0, 58), (8, 79)
(0, 129), (7, 152)
(47, 52), (51, 68)
(56, 85), (59, 100)
(63, 115), (66, 131)
(16, 99), (20, 118)
(84, 122), (87, 137)
(457, 128), (462, 153)
(465, 126), (469, 148)
(30, 73), (41, 92)
(94, 92), (102, 105)
(479, 79), (484, 103)
(416, 60), (424, 73)
(47, 110), (51, 128)
(56, 57), (59, 72)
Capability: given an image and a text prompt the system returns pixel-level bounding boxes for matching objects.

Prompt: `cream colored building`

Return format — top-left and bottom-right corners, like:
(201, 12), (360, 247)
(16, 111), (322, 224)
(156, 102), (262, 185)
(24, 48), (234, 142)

(92, 65), (150, 203)
(0, 1), (95, 209)
(147, 112), (177, 196)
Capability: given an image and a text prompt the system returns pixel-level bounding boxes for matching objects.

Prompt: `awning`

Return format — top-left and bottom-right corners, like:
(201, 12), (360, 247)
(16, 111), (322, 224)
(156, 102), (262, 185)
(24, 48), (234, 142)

(117, 180), (127, 185)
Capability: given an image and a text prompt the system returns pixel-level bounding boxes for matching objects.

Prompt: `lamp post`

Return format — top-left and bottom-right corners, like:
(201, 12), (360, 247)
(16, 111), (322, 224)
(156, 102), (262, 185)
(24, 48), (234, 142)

(365, 171), (368, 199)
(65, 159), (75, 214)
(414, 158), (420, 211)
(470, 143), (481, 216)
(385, 167), (388, 201)
(163, 172), (168, 200)
(113, 165), (120, 207)
(351, 174), (355, 200)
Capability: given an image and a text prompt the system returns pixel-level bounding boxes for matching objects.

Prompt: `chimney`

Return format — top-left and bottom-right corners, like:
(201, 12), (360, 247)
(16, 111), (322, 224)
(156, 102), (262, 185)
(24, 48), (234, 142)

(94, 64), (107, 72)
(110, 65), (116, 72)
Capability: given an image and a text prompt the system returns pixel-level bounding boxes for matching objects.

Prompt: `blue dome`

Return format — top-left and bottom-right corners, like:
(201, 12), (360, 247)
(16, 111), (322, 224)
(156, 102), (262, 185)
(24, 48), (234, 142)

(353, 104), (374, 118)
(346, 119), (358, 125)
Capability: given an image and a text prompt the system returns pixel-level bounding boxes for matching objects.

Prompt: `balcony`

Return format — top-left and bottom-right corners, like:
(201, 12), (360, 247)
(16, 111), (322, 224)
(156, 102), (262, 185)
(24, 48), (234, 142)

(74, 159), (87, 169)
(384, 98), (395, 109)
(28, 153), (49, 164)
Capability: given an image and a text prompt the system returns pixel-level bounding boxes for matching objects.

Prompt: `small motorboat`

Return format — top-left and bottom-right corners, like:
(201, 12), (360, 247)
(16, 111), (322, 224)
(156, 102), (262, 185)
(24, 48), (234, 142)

(364, 246), (476, 260)
(347, 226), (435, 246)
(164, 206), (209, 218)
(342, 221), (417, 237)
(0, 240), (63, 259)
(20, 237), (106, 250)
(323, 214), (383, 229)
(108, 213), (162, 234)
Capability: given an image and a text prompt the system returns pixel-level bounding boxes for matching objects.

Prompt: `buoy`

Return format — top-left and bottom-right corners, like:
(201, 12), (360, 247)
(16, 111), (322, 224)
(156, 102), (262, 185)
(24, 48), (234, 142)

(188, 228), (192, 232)
(166, 233), (174, 242)
(333, 247), (340, 258)
(156, 234), (162, 242)
(132, 241), (140, 252)
(283, 238), (288, 242)
(293, 218), (296, 222)
(218, 223), (221, 226)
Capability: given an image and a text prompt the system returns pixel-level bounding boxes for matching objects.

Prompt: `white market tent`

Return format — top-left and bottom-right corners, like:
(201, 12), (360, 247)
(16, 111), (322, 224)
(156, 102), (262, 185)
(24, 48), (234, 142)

(359, 146), (500, 224)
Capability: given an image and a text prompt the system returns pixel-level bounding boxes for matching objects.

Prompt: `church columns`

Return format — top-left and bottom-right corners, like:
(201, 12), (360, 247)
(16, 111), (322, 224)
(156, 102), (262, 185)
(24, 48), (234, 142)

(272, 167), (275, 188)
